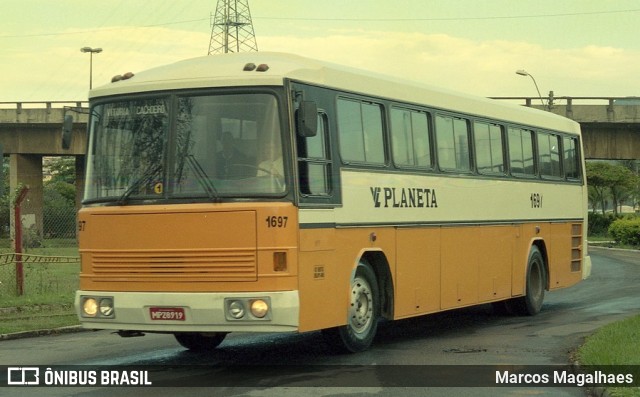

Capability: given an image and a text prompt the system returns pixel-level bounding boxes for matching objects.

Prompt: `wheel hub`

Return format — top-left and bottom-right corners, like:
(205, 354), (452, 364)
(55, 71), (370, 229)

(349, 277), (373, 334)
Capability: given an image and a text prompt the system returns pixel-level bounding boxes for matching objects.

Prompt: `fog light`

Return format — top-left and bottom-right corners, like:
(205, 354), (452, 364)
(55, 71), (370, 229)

(228, 301), (245, 319)
(99, 298), (114, 317)
(83, 298), (98, 317)
(250, 299), (269, 318)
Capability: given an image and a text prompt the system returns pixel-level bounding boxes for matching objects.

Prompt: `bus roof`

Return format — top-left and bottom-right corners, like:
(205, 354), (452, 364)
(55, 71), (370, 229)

(91, 52), (580, 134)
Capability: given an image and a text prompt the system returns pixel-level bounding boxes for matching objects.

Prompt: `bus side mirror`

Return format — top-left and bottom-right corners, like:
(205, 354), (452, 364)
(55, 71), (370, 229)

(296, 101), (318, 138)
(62, 114), (74, 149)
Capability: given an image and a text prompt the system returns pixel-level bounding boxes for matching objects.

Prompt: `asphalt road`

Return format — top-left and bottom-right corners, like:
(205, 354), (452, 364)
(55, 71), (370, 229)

(1, 247), (639, 397)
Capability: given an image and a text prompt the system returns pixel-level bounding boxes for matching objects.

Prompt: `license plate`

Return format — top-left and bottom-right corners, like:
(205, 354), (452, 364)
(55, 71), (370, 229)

(149, 307), (186, 321)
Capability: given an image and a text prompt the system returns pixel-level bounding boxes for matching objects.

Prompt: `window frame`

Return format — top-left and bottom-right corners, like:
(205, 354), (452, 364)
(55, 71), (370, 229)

(390, 105), (434, 170)
(507, 126), (537, 179)
(336, 96), (387, 167)
(537, 131), (563, 180)
(473, 120), (507, 176)
(435, 113), (472, 173)
(297, 111), (333, 197)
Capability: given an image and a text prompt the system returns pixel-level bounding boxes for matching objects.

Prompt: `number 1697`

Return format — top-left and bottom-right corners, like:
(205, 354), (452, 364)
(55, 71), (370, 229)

(266, 216), (288, 228)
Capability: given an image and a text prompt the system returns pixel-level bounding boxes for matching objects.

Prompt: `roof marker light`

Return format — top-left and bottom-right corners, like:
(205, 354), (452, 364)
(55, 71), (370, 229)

(256, 64), (269, 72)
(243, 63), (256, 71)
(111, 72), (135, 83)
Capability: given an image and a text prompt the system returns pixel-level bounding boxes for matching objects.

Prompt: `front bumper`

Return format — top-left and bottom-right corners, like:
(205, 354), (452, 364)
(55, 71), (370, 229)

(74, 290), (299, 333)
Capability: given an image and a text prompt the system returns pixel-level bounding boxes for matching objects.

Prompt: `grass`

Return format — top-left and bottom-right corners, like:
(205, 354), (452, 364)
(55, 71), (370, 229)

(0, 304), (78, 334)
(0, 244), (80, 335)
(577, 314), (640, 396)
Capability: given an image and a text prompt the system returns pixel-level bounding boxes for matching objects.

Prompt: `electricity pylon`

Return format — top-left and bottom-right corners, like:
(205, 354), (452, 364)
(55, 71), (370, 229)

(208, 0), (258, 54)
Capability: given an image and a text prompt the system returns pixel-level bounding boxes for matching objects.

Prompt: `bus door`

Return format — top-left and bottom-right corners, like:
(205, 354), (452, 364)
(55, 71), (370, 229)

(290, 82), (345, 331)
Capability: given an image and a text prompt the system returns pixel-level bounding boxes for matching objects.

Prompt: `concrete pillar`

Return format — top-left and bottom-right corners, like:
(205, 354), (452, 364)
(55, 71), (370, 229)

(9, 154), (43, 249)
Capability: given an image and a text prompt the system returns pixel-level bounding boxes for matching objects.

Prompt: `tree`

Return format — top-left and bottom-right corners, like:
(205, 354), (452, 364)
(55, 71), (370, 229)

(586, 162), (639, 216)
(43, 157), (77, 239)
(619, 160), (640, 211)
(46, 156), (76, 185)
(0, 157), (9, 239)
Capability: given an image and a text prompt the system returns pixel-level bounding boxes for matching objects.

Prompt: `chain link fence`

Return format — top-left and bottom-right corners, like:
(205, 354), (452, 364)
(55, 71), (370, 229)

(1, 156), (79, 299)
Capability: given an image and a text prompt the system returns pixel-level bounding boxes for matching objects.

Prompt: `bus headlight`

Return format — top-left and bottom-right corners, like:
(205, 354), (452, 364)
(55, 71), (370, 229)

(250, 299), (269, 318)
(99, 298), (114, 317)
(225, 297), (271, 321)
(228, 300), (245, 319)
(82, 298), (98, 317)
(81, 296), (115, 318)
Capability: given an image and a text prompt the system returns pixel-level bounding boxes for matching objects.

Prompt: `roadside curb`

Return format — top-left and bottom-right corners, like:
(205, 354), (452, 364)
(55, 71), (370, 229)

(571, 361), (611, 397)
(0, 325), (88, 341)
(588, 244), (640, 253)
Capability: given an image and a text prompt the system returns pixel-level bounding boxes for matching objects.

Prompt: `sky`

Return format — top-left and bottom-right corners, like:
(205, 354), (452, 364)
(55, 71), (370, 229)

(1, 0), (640, 103)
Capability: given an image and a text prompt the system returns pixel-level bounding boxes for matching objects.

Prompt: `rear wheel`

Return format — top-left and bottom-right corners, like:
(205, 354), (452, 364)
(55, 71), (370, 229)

(322, 261), (380, 353)
(512, 246), (546, 316)
(174, 332), (227, 351)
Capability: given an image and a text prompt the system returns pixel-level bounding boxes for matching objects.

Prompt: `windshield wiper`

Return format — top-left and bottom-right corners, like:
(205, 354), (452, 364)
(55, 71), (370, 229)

(185, 155), (220, 202)
(117, 164), (162, 205)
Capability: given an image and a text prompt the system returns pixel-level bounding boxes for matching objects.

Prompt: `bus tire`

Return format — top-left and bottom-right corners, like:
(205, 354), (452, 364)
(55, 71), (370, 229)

(174, 332), (227, 351)
(322, 261), (380, 353)
(513, 246), (546, 316)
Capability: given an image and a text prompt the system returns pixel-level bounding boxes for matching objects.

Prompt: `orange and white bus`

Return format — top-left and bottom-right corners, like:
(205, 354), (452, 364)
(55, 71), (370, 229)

(75, 52), (591, 353)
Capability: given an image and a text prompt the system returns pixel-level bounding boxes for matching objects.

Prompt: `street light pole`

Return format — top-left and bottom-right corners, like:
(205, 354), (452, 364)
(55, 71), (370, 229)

(80, 47), (103, 89)
(515, 69), (546, 108)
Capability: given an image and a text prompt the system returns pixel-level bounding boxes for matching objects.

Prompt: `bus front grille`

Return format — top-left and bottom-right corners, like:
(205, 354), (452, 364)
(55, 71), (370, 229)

(89, 249), (257, 282)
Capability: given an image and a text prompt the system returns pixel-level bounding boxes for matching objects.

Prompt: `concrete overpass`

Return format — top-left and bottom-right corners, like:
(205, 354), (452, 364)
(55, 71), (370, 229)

(0, 101), (88, 239)
(3, 97), (639, 159)
(491, 96), (640, 160)
(0, 98), (639, 239)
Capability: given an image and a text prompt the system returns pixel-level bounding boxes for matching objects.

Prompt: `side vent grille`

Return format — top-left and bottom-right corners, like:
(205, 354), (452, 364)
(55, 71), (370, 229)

(571, 223), (583, 272)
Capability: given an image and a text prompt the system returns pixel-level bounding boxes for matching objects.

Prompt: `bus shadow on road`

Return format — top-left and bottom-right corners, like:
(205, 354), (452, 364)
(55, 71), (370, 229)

(168, 303), (543, 364)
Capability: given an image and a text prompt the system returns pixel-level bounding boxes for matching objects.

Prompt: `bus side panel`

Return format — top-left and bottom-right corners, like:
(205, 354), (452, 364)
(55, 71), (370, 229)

(440, 226), (514, 309)
(298, 226), (398, 332)
(297, 227), (344, 332)
(395, 227), (441, 318)
(440, 227), (478, 309)
(476, 225), (516, 303)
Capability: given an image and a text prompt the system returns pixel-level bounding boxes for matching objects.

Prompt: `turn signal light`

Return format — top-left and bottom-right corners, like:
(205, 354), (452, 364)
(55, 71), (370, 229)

(273, 252), (287, 272)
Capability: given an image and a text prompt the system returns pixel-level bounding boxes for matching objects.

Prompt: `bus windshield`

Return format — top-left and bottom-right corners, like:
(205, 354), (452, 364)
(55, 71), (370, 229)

(84, 92), (285, 203)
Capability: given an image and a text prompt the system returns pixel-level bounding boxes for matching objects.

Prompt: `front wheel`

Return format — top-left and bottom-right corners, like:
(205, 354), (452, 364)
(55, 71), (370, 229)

(174, 332), (227, 352)
(322, 261), (380, 353)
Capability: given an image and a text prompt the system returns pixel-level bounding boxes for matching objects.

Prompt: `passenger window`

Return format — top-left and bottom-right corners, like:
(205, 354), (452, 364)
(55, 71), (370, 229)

(298, 113), (331, 196)
(436, 115), (471, 172)
(391, 107), (432, 168)
(474, 121), (505, 175)
(563, 137), (580, 180)
(508, 127), (535, 176)
(538, 132), (562, 178)
(337, 98), (385, 165)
